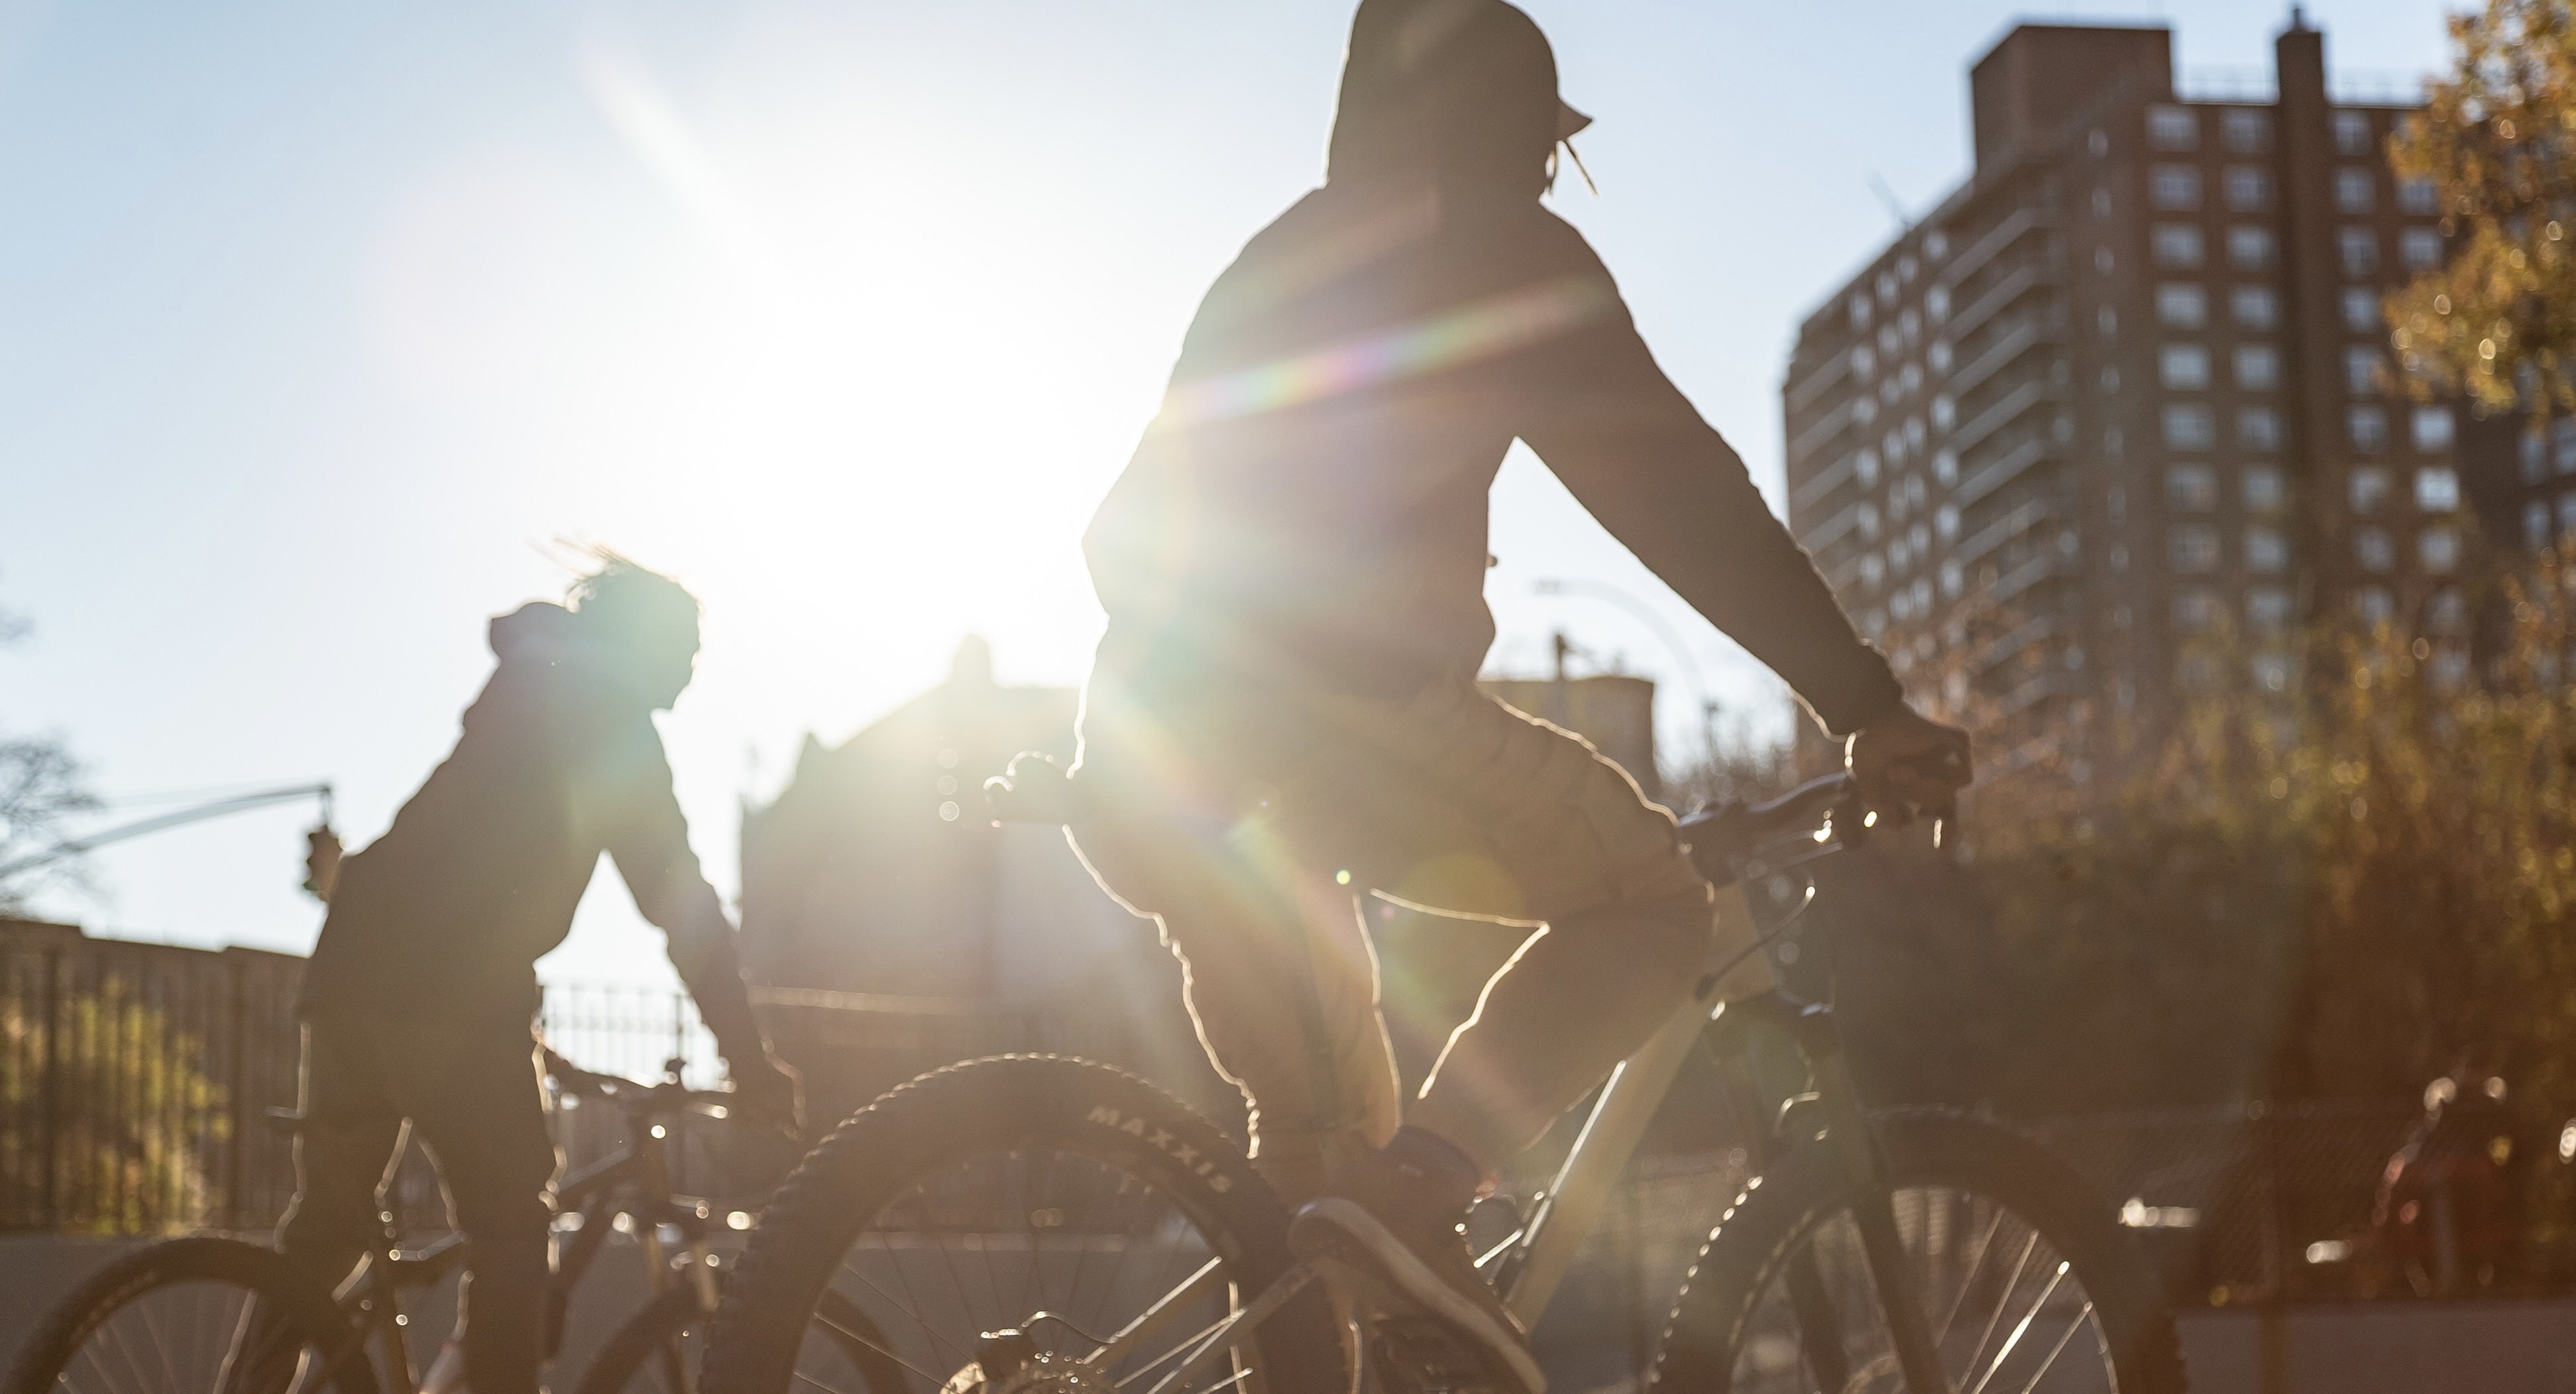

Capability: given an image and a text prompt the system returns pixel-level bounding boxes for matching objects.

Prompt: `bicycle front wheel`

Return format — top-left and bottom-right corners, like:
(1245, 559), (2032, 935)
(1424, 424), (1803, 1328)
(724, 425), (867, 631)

(699, 1055), (1344, 1394)
(1652, 1108), (2183, 1394)
(6, 1236), (377, 1394)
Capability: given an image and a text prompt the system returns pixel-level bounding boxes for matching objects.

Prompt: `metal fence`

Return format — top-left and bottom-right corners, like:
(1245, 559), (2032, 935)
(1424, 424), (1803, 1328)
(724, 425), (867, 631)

(0, 917), (2548, 1314)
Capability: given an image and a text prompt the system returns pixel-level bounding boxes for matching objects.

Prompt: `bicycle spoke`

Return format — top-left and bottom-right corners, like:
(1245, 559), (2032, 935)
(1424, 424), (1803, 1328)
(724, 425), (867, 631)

(1934, 1206), (2009, 1346)
(811, 1299), (950, 1385)
(1965, 1260), (2068, 1394)
(2010, 1299), (2093, 1394)
(1964, 1230), (2039, 1381)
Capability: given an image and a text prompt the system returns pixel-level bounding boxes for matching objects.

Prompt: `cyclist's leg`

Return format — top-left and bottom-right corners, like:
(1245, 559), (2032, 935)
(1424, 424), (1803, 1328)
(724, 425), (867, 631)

(1071, 793), (1402, 1206)
(1069, 690), (1402, 1207)
(383, 1016), (560, 1394)
(276, 1016), (406, 1288)
(1350, 681), (1754, 1170)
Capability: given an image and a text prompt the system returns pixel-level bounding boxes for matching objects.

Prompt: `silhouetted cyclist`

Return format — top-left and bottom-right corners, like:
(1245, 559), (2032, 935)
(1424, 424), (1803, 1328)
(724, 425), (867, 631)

(1069, 2), (1968, 1389)
(280, 556), (800, 1394)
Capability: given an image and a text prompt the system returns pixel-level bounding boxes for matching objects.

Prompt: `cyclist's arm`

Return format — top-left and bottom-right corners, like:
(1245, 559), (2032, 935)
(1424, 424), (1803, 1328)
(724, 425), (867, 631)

(1512, 239), (1904, 737)
(598, 729), (771, 1067)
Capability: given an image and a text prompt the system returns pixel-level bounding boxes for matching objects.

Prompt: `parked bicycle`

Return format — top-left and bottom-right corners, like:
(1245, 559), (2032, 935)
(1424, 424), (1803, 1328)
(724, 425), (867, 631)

(697, 766), (2185, 1394)
(7, 1054), (897, 1394)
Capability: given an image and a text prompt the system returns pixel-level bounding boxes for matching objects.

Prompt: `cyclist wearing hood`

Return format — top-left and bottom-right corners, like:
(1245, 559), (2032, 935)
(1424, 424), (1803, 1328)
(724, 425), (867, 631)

(282, 559), (800, 1394)
(1072, 1), (1969, 1386)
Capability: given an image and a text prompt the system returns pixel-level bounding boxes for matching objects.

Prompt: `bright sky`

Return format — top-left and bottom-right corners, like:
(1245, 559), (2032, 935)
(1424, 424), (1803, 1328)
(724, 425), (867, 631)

(1, 0), (2455, 988)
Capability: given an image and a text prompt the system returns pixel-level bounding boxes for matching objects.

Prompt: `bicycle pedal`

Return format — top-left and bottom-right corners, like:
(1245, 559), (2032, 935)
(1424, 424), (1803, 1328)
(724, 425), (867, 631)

(1369, 1316), (1499, 1394)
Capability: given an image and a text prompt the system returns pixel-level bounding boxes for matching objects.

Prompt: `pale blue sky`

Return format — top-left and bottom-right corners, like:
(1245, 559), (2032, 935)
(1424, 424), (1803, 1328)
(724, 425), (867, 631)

(1, 0), (2455, 987)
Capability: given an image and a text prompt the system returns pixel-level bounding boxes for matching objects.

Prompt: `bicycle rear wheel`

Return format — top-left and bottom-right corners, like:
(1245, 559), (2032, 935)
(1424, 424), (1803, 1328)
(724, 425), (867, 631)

(699, 1055), (1343, 1394)
(576, 1281), (905, 1394)
(6, 1237), (376, 1394)
(1652, 1108), (2182, 1394)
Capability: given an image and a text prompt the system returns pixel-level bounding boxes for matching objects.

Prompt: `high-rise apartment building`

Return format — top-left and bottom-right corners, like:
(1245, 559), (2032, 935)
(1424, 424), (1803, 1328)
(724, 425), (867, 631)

(1781, 17), (2519, 786)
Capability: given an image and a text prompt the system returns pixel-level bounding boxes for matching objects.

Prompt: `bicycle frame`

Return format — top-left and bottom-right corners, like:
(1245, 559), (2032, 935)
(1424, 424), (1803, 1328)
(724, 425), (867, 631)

(328, 1085), (722, 1394)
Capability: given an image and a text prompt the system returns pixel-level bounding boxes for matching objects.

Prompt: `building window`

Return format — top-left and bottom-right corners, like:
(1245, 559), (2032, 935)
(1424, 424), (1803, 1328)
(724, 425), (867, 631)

(2240, 406), (2285, 450)
(2352, 405), (2391, 452)
(2561, 491), (2576, 531)
(2355, 526), (2395, 572)
(2156, 283), (2208, 327)
(2153, 224), (2206, 268)
(2222, 108), (2272, 152)
(2172, 590), (2221, 630)
(2223, 165), (2274, 211)
(2524, 431), (2549, 484)
(1931, 395), (1956, 431)
(1876, 270), (1898, 304)
(2412, 406), (2456, 453)
(1926, 285), (1950, 320)
(2164, 403), (2217, 450)
(2555, 417), (2576, 473)
(2420, 526), (2461, 573)
(2169, 526), (2221, 572)
(2528, 499), (2553, 552)
(2357, 586), (2396, 625)
(2398, 176), (2439, 215)
(2335, 167), (2377, 213)
(2233, 286), (2281, 329)
(2416, 464), (2461, 511)
(1933, 449), (1958, 485)
(1899, 306), (1922, 343)
(2245, 527), (2288, 573)
(2160, 343), (2213, 390)
(2248, 586), (2295, 628)
(2350, 466), (2392, 513)
(1928, 339), (1952, 372)
(1850, 295), (1873, 328)
(2428, 587), (2467, 633)
(2333, 109), (2375, 156)
(2339, 227), (2379, 276)
(1856, 447), (1881, 486)
(2253, 653), (2293, 693)
(1902, 361), (1924, 393)
(2149, 105), (2200, 150)
(2244, 464), (2286, 511)
(2172, 590), (2220, 631)
(2400, 228), (2443, 272)
(1936, 502), (1960, 538)
(2347, 347), (2386, 396)
(1905, 415), (1927, 451)
(2342, 287), (2382, 335)
(2167, 463), (2219, 510)
(2235, 344), (2282, 390)
(2227, 226), (2276, 270)
(1851, 345), (1876, 381)
(2151, 164), (2203, 211)
(1860, 552), (1885, 588)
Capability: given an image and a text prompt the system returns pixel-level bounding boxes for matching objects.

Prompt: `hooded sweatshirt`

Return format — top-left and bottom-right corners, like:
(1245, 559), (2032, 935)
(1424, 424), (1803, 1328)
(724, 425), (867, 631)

(301, 603), (744, 1029)
(1084, 0), (1902, 735)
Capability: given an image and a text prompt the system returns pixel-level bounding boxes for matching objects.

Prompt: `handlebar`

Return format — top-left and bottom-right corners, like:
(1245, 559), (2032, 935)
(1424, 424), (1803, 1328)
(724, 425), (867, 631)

(542, 1049), (738, 1120)
(1677, 773), (1856, 886)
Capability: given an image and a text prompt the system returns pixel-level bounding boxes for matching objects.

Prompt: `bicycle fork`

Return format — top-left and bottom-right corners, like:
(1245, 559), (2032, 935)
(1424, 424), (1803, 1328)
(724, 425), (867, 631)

(1756, 1001), (1952, 1394)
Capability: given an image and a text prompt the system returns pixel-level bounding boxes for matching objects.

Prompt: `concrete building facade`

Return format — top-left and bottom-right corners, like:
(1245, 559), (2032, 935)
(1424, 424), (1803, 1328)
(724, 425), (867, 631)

(1781, 16), (2519, 786)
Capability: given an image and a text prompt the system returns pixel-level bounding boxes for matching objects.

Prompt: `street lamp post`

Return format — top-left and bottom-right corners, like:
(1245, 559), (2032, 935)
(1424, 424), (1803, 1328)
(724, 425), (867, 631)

(1530, 578), (1720, 767)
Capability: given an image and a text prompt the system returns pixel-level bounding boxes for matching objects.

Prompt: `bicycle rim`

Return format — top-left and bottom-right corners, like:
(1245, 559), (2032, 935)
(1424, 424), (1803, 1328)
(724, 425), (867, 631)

(1732, 1184), (2117, 1394)
(803, 1145), (1259, 1394)
(29, 1272), (359, 1394)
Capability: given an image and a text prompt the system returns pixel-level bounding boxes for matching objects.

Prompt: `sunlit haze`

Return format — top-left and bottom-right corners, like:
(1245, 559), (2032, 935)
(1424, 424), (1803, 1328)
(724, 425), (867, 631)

(1, 0), (2451, 987)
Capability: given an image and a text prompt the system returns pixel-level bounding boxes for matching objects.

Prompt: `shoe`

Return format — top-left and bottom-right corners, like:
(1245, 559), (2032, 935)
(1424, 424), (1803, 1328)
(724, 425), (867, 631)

(1288, 1148), (1545, 1394)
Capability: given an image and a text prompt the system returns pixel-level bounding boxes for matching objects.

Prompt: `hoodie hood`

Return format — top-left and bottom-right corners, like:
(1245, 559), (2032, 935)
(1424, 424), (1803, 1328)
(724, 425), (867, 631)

(489, 600), (661, 700)
(1325, 0), (1569, 197)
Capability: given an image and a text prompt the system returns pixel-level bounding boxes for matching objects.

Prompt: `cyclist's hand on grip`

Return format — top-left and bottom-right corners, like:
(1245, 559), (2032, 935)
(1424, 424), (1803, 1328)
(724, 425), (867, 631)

(730, 1051), (805, 1140)
(1846, 704), (1971, 826)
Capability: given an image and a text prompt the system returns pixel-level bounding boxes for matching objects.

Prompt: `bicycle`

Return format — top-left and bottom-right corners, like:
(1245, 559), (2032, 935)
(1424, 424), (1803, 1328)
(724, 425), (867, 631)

(7, 1053), (900, 1394)
(698, 765), (2186, 1394)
